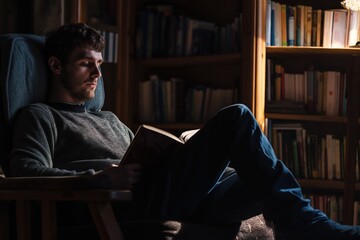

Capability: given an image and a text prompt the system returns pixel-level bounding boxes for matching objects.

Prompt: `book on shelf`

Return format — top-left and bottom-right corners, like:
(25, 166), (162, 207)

(325, 134), (345, 180)
(331, 9), (348, 48)
(305, 67), (315, 113)
(274, 2), (282, 46)
(266, 0), (272, 46)
(185, 19), (216, 56)
(119, 124), (197, 168)
(274, 63), (283, 100)
(139, 79), (154, 122)
(324, 71), (341, 116)
(287, 5), (295, 46)
(296, 5), (305, 46)
(348, 10), (360, 46)
(322, 10), (334, 48)
(99, 30), (118, 63)
(281, 4), (287, 46)
(271, 123), (306, 178)
(135, 5), (174, 58)
(311, 9), (319, 46)
(304, 5), (312, 46)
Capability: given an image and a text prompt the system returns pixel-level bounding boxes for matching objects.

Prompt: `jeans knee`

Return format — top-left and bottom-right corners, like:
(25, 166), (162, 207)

(219, 104), (252, 117)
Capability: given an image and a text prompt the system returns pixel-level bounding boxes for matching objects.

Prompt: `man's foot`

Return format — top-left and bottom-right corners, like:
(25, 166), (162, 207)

(293, 220), (360, 240)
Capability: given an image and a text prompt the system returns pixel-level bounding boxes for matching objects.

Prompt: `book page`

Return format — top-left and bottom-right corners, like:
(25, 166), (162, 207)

(120, 125), (184, 168)
(179, 129), (199, 142)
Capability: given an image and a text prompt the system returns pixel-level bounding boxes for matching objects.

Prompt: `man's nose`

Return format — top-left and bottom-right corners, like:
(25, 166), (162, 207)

(92, 66), (102, 78)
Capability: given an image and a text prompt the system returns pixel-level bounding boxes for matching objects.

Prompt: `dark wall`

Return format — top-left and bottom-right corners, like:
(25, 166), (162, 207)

(1, 0), (34, 34)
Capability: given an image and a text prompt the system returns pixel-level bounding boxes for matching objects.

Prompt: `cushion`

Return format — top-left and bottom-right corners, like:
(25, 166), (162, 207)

(0, 34), (105, 126)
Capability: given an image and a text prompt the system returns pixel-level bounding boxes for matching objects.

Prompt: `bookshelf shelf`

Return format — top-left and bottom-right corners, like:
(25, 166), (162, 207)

(267, 46), (360, 56)
(299, 179), (345, 191)
(138, 53), (242, 67)
(88, 22), (118, 33)
(265, 113), (348, 123)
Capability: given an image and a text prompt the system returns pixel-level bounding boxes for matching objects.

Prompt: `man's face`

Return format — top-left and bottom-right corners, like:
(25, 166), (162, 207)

(60, 47), (103, 103)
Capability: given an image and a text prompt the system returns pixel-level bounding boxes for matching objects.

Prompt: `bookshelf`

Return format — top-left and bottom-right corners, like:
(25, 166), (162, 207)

(258, 0), (360, 225)
(127, 0), (259, 133)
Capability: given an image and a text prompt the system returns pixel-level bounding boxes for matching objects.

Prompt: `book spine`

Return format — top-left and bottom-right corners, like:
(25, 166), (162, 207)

(287, 5), (295, 46)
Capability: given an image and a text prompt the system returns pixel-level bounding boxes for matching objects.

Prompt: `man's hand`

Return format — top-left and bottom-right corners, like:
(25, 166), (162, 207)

(93, 163), (142, 189)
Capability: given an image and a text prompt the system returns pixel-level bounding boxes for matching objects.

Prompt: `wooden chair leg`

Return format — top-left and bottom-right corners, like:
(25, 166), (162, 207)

(41, 200), (57, 240)
(16, 200), (31, 240)
(88, 202), (126, 240)
(0, 201), (10, 240)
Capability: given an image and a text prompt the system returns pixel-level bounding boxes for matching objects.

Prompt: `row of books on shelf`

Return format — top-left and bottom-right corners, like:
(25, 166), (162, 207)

(266, 0), (360, 47)
(267, 122), (345, 180)
(100, 30), (118, 63)
(138, 75), (238, 123)
(266, 61), (347, 116)
(304, 194), (343, 223)
(135, 4), (242, 59)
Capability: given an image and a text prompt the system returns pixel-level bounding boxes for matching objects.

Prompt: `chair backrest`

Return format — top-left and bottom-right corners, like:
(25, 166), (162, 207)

(0, 34), (105, 176)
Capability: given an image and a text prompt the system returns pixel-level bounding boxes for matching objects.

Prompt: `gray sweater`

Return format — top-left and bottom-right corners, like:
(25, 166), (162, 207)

(9, 103), (134, 177)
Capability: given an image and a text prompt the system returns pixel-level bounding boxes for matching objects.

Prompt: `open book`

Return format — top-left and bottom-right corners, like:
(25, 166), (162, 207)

(119, 124), (199, 168)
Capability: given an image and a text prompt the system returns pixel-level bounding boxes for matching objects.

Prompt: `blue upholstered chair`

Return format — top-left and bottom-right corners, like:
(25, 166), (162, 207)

(0, 34), (131, 240)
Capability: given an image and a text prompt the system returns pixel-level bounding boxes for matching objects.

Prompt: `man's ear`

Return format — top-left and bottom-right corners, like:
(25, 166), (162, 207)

(48, 56), (62, 75)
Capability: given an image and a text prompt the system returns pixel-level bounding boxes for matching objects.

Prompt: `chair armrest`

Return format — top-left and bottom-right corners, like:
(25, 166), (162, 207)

(0, 176), (132, 201)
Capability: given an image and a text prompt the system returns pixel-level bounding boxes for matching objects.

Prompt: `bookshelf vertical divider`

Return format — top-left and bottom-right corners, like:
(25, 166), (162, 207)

(343, 56), (360, 223)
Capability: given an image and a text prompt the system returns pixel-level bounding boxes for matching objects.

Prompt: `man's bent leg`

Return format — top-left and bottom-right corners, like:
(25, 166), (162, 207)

(125, 104), (360, 239)
(175, 104), (360, 239)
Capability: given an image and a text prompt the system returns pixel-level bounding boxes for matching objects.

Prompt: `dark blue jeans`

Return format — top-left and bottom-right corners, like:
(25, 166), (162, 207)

(123, 104), (360, 240)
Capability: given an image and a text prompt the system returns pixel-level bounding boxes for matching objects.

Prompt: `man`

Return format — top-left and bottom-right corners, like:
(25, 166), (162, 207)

(9, 23), (360, 239)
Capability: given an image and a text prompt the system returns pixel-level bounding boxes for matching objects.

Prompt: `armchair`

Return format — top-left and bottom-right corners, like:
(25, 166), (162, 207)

(0, 34), (131, 240)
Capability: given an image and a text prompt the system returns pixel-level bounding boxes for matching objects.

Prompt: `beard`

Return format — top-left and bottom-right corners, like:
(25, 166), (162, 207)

(60, 77), (96, 102)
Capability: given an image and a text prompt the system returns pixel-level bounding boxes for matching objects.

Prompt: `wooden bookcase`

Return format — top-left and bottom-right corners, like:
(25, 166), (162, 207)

(127, 0), (261, 133)
(256, 0), (360, 225)
(69, 0), (260, 133)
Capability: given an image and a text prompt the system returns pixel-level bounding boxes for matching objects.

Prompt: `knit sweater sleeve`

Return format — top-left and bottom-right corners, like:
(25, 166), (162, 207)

(9, 104), (95, 177)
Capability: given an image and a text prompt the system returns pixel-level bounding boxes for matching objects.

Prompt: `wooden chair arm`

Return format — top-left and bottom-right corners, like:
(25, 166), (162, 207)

(0, 175), (126, 190)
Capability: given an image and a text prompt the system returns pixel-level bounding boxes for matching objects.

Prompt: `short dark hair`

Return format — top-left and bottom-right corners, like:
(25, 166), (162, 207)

(45, 23), (105, 64)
